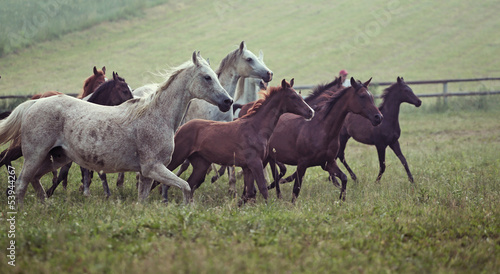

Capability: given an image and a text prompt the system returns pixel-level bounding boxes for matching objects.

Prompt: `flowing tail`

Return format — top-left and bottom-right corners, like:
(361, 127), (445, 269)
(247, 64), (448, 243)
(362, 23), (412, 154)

(0, 100), (37, 148)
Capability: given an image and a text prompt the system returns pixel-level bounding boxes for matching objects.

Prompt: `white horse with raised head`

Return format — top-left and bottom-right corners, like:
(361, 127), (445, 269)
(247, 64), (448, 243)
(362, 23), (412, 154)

(0, 52), (232, 206)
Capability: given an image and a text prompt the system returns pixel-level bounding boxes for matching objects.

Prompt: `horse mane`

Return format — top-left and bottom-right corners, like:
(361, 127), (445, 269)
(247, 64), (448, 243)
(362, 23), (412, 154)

(319, 86), (351, 117)
(216, 48), (240, 78)
(305, 77), (341, 104)
(378, 82), (399, 110)
(123, 61), (194, 120)
(240, 86), (281, 119)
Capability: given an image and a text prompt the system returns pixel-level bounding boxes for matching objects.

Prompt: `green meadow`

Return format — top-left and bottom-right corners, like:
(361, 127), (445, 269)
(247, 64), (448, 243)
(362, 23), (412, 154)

(1, 1), (499, 273)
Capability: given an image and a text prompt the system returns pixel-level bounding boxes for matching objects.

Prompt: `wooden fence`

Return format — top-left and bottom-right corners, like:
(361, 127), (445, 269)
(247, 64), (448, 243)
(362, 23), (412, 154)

(1, 77), (500, 102)
(294, 77), (500, 102)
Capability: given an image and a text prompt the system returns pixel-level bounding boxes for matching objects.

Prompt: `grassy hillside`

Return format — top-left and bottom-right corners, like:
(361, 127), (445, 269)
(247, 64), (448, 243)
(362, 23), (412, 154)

(0, 0), (500, 97)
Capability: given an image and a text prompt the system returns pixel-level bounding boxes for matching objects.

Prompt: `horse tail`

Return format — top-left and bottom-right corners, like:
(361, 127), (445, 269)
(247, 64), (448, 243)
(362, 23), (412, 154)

(0, 100), (37, 147)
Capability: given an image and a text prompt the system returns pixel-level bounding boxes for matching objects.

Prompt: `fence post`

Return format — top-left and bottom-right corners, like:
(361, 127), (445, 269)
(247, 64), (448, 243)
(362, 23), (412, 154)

(443, 81), (448, 104)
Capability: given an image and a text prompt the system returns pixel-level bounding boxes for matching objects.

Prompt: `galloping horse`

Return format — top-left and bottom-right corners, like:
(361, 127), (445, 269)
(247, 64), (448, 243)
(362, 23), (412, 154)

(165, 79), (314, 204)
(267, 78), (383, 202)
(0, 52), (232, 206)
(337, 77), (421, 183)
(45, 72), (134, 197)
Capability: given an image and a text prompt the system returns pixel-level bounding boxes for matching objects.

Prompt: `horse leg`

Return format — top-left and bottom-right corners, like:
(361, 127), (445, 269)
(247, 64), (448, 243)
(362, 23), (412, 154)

(210, 164), (226, 183)
(266, 158), (282, 199)
(81, 167), (92, 196)
(291, 165), (308, 204)
(241, 167), (257, 204)
(139, 163), (192, 204)
(337, 134), (357, 181)
(175, 159), (191, 177)
(116, 172), (125, 187)
(280, 172), (295, 185)
(46, 162), (72, 197)
(98, 172), (111, 198)
(325, 160), (348, 201)
(247, 160), (269, 201)
(375, 145), (387, 183)
(137, 174), (154, 202)
(389, 141), (414, 183)
(227, 166), (237, 198)
(186, 155), (211, 196)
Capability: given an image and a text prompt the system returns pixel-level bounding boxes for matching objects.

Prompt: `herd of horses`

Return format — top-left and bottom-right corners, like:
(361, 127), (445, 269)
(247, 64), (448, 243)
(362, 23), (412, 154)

(0, 41), (422, 207)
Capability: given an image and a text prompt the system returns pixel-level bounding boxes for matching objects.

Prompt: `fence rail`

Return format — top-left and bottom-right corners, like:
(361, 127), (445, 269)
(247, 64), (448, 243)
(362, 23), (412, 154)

(1, 78), (500, 101)
(293, 77), (500, 100)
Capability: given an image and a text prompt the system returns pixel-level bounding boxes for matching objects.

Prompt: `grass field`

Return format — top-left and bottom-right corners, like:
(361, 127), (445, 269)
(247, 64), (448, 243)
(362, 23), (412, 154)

(1, 1), (500, 273)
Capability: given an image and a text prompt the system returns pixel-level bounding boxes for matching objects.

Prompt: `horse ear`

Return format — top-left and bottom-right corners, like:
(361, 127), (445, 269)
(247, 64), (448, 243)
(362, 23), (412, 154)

(350, 77), (357, 89)
(363, 77), (372, 87)
(206, 58), (210, 66)
(281, 79), (288, 89)
(398, 76), (405, 84)
(93, 66), (98, 75)
(113, 72), (117, 81)
(102, 66), (106, 75)
(290, 78), (294, 88)
(258, 50), (264, 61)
(239, 41), (246, 53)
(192, 51), (199, 66)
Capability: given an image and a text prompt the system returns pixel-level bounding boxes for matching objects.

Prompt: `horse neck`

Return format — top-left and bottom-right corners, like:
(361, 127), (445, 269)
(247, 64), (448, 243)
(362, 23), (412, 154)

(246, 95), (285, 140)
(217, 65), (240, 98)
(146, 74), (193, 130)
(323, 94), (352, 139)
(379, 95), (403, 126)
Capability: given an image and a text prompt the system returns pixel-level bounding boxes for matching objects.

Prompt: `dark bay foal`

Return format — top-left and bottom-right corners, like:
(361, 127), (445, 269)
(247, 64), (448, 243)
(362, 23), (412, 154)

(267, 77), (383, 202)
(337, 76), (421, 183)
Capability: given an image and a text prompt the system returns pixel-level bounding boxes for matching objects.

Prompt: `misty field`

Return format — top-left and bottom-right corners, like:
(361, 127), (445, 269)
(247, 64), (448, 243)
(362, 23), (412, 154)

(1, 1), (500, 273)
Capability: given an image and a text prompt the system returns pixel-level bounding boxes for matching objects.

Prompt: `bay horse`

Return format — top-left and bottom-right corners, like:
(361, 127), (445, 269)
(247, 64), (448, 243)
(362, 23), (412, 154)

(78, 66), (107, 98)
(0, 52), (232, 206)
(45, 72), (134, 198)
(0, 66), (107, 185)
(337, 76), (421, 183)
(164, 79), (314, 204)
(266, 77), (383, 202)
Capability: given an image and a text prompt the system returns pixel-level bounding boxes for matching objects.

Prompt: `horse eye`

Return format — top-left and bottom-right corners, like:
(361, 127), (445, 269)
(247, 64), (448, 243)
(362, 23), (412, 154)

(246, 58), (253, 62)
(204, 75), (212, 81)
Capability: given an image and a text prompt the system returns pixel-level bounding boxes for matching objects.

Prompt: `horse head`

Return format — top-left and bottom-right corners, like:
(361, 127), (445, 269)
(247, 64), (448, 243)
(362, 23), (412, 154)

(397, 76), (422, 107)
(235, 41), (273, 82)
(191, 51), (233, 112)
(279, 78), (314, 120)
(349, 77), (383, 126)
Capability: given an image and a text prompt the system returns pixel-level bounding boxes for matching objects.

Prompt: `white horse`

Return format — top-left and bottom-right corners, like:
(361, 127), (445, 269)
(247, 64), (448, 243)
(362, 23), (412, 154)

(0, 52), (232, 206)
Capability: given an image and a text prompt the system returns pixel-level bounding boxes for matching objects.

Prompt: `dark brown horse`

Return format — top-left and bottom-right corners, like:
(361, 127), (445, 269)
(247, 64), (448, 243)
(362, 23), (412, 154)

(267, 77), (383, 202)
(337, 76), (421, 183)
(45, 72), (133, 197)
(161, 79), (314, 203)
(1, 66), (107, 186)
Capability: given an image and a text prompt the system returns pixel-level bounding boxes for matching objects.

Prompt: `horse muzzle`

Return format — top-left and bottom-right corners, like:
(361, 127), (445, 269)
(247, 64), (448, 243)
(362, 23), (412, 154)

(371, 113), (383, 126)
(218, 98), (233, 113)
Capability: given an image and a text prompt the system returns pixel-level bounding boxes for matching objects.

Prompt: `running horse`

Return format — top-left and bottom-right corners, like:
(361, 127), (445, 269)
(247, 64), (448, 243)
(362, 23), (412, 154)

(266, 78), (383, 202)
(337, 76), (421, 183)
(164, 79), (314, 204)
(0, 52), (232, 206)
